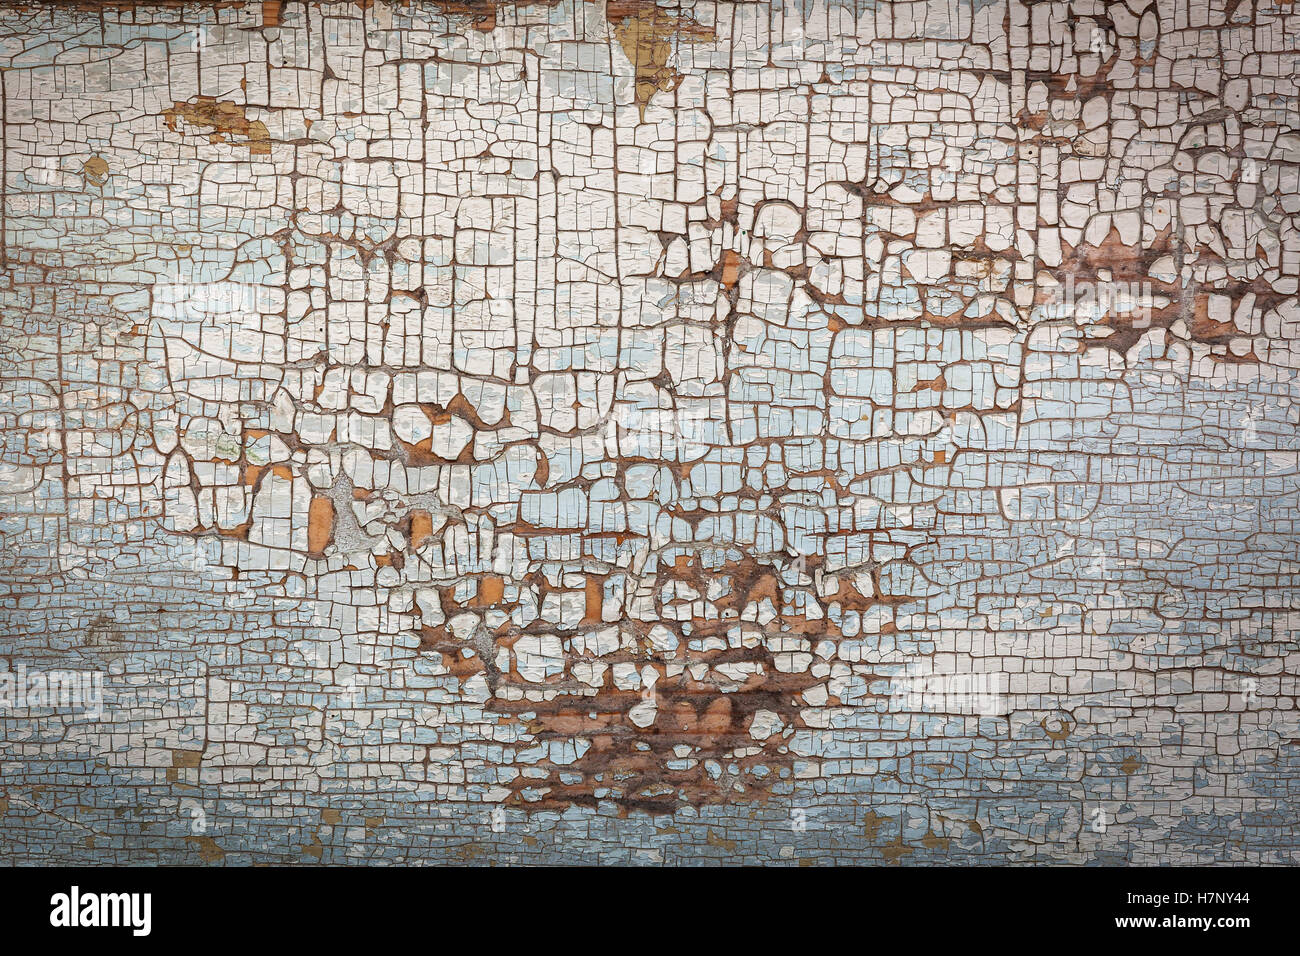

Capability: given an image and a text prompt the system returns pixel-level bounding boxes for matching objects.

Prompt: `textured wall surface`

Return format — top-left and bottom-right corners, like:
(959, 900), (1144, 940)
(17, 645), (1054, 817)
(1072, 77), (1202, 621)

(1, 0), (1298, 865)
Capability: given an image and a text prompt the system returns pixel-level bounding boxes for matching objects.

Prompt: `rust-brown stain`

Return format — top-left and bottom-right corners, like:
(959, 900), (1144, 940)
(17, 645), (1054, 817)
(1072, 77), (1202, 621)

(881, 835), (914, 864)
(921, 829), (951, 851)
(243, 463), (292, 487)
(477, 575), (505, 605)
(1041, 713), (1074, 741)
(705, 828), (737, 851)
(394, 394), (512, 466)
(301, 829), (323, 860)
(162, 96), (271, 156)
(862, 810), (884, 841)
(583, 574), (604, 623)
(307, 495), (335, 555)
(1190, 289), (1263, 354)
(82, 155), (109, 187)
(426, 0), (510, 31)
(484, 552), (825, 815)
(55, 0), (246, 8)
(1051, 224), (1268, 361)
(719, 249), (742, 290)
(188, 836), (225, 863)
(409, 509), (434, 549)
(607, 0), (715, 121)
(166, 748), (201, 782)
(533, 446), (550, 488)
(409, 517), (898, 814)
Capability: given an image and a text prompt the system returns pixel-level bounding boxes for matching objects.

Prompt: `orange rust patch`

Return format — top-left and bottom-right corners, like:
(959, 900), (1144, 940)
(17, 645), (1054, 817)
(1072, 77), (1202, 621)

(584, 575), (604, 622)
(409, 509), (434, 549)
(307, 495), (335, 555)
(215, 519), (252, 541)
(478, 575), (505, 605)
(533, 447), (550, 488)
(719, 249), (742, 290)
